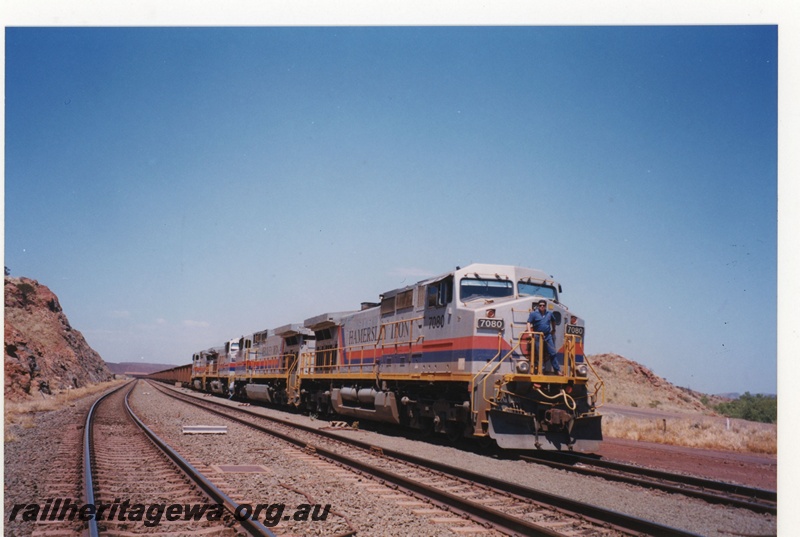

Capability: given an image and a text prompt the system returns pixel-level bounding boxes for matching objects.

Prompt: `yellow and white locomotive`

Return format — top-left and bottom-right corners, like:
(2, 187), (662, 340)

(191, 263), (604, 451)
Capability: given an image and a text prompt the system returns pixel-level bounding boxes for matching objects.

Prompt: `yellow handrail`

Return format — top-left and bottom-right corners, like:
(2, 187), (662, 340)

(582, 354), (606, 409)
(305, 316), (424, 376)
(243, 351), (301, 376)
(286, 353), (300, 405)
(470, 328), (595, 425)
(471, 333), (513, 421)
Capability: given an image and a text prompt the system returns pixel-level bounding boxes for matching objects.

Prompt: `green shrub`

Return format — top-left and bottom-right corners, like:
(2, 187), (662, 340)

(715, 392), (777, 424)
(16, 282), (36, 305)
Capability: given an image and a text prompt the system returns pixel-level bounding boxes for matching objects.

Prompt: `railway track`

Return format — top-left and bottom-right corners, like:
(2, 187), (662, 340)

(84, 381), (276, 536)
(149, 381), (703, 537)
(519, 451), (777, 515)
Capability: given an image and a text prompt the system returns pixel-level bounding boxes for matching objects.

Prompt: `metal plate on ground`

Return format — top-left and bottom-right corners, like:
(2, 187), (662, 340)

(182, 425), (228, 434)
(212, 465), (271, 473)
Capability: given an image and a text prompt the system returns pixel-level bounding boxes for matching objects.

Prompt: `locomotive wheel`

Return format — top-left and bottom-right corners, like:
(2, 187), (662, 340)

(419, 417), (436, 438)
(317, 400), (332, 417)
(474, 435), (497, 453)
(445, 422), (464, 444)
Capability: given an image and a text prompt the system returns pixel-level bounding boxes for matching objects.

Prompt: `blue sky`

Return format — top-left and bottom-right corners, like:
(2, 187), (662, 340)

(4, 25), (779, 395)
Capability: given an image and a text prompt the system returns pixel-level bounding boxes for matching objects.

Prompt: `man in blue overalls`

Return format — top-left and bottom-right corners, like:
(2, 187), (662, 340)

(526, 300), (561, 375)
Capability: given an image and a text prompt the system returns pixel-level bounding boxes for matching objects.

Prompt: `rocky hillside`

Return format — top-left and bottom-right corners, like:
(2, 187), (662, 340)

(4, 276), (114, 401)
(588, 353), (728, 414)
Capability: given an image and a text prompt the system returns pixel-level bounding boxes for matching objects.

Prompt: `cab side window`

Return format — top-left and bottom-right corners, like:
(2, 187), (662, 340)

(426, 277), (453, 308)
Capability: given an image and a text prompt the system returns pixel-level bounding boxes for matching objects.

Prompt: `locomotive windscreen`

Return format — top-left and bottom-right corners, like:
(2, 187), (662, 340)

(460, 278), (513, 301)
(518, 281), (558, 300)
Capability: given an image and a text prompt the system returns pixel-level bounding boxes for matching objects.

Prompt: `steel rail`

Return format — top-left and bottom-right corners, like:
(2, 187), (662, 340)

(121, 381), (277, 536)
(83, 382), (132, 537)
(153, 382), (703, 537)
(546, 451), (776, 502)
(155, 389), (567, 536)
(519, 453), (776, 515)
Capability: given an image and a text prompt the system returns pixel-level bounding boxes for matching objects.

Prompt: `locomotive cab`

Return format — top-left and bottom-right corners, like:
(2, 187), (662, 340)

(445, 265), (602, 451)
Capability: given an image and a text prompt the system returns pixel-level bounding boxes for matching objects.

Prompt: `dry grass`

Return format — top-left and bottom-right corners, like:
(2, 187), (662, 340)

(587, 353), (777, 454)
(602, 413), (777, 454)
(4, 378), (128, 442)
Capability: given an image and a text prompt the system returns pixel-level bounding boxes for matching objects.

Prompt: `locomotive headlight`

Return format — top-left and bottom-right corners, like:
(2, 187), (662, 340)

(516, 360), (531, 374)
(486, 309), (496, 318)
(576, 364), (588, 377)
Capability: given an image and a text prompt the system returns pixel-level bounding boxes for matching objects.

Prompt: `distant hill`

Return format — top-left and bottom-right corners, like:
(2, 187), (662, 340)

(104, 362), (181, 375)
(4, 276), (114, 401)
(588, 353), (729, 414)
